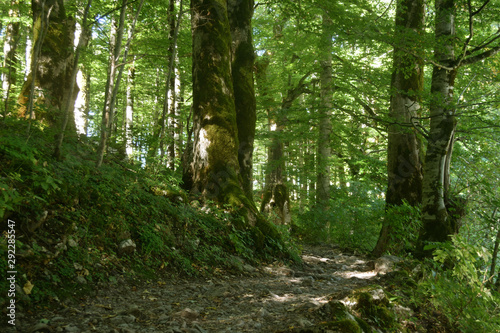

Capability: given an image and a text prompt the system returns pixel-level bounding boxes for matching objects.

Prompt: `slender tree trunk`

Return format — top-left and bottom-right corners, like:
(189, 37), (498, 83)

(417, 0), (458, 251)
(96, 2), (126, 167)
(156, 0), (183, 167)
(373, 0), (425, 256)
(316, 13), (333, 207)
(488, 208), (499, 286)
(96, 0), (144, 167)
(260, 72), (311, 225)
(2, 1), (20, 117)
(124, 56), (135, 159)
(74, 63), (90, 136)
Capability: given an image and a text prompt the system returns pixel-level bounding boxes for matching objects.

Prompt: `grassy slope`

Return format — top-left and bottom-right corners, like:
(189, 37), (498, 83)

(0, 118), (298, 308)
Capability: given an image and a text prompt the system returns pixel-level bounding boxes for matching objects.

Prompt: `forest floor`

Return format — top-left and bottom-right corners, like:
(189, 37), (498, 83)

(10, 244), (398, 333)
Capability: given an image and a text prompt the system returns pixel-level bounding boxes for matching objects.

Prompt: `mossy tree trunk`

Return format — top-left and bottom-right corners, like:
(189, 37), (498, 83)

(373, 0), (425, 256)
(18, 0), (77, 131)
(228, 0), (257, 201)
(2, 0), (20, 117)
(189, 0), (287, 253)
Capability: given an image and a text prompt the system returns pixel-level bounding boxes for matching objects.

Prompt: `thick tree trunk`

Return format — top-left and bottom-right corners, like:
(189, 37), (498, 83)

(189, 0), (288, 255)
(2, 1), (20, 117)
(190, 0), (240, 199)
(54, 0), (92, 160)
(18, 0), (77, 131)
(373, 0), (425, 256)
(228, 0), (257, 201)
(417, 0), (459, 253)
(316, 14), (333, 207)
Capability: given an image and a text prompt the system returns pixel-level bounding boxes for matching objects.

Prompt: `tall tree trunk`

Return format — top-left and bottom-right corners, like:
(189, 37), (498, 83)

(373, 0), (425, 256)
(228, 0), (257, 201)
(417, 0), (458, 252)
(189, 0), (288, 255)
(96, 2), (126, 167)
(74, 63), (90, 136)
(316, 13), (333, 207)
(18, 0), (77, 132)
(96, 0), (144, 167)
(260, 72), (310, 225)
(54, 0), (92, 159)
(124, 56), (135, 159)
(154, 0), (183, 167)
(2, 0), (20, 117)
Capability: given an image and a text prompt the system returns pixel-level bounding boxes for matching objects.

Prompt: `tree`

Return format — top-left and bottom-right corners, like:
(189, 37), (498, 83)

(18, 0), (77, 132)
(188, 0), (284, 249)
(418, 0), (500, 253)
(96, 0), (144, 168)
(372, 0), (425, 256)
(228, 0), (257, 201)
(316, 13), (334, 207)
(2, 0), (21, 117)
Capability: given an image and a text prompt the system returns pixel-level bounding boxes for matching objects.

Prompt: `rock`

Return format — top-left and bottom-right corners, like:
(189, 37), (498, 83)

(64, 325), (80, 332)
(28, 323), (52, 333)
(50, 316), (65, 323)
(300, 276), (315, 287)
(242, 264), (256, 273)
(374, 255), (402, 274)
(118, 239), (136, 256)
(67, 238), (78, 248)
(76, 275), (87, 284)
(174, 308), (199, 320)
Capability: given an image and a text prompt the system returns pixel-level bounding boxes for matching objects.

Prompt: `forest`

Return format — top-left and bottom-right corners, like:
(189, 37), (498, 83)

(1, 0), (499, 331)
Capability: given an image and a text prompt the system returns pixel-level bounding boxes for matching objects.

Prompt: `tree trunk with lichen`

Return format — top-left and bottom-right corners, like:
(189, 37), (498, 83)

(17, 0), (78, 131)
(373, 0), (425, 256)
(417, 0), (459, 254)
(189, 0), (286, 254)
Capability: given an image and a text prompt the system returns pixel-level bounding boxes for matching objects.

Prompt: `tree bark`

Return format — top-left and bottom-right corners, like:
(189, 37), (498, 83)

(228, 0), (257, 201)
(188, 0), (288, 255)
(18, 0), (77, 131)
(373, 0), (425, 256)
(124, 56), (135, 160)
(417, 0), (458, 252)
(316, 13), (333, 207)
(2, 0), (20, 117)
(54, 0), (92, 160)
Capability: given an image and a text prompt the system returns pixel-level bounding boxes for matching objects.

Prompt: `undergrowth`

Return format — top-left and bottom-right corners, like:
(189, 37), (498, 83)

(0, 118), (298, 310)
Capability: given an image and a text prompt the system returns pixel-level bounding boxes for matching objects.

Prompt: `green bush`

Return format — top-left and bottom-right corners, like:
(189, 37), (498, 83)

(418, 235), (500, 332)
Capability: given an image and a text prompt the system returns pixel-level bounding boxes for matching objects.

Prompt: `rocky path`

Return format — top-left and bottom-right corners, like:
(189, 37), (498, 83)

(15, 245), (383, 333)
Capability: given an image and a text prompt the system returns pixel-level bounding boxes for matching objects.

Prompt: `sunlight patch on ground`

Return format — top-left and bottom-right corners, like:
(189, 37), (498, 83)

(337, 270), (377, 279)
